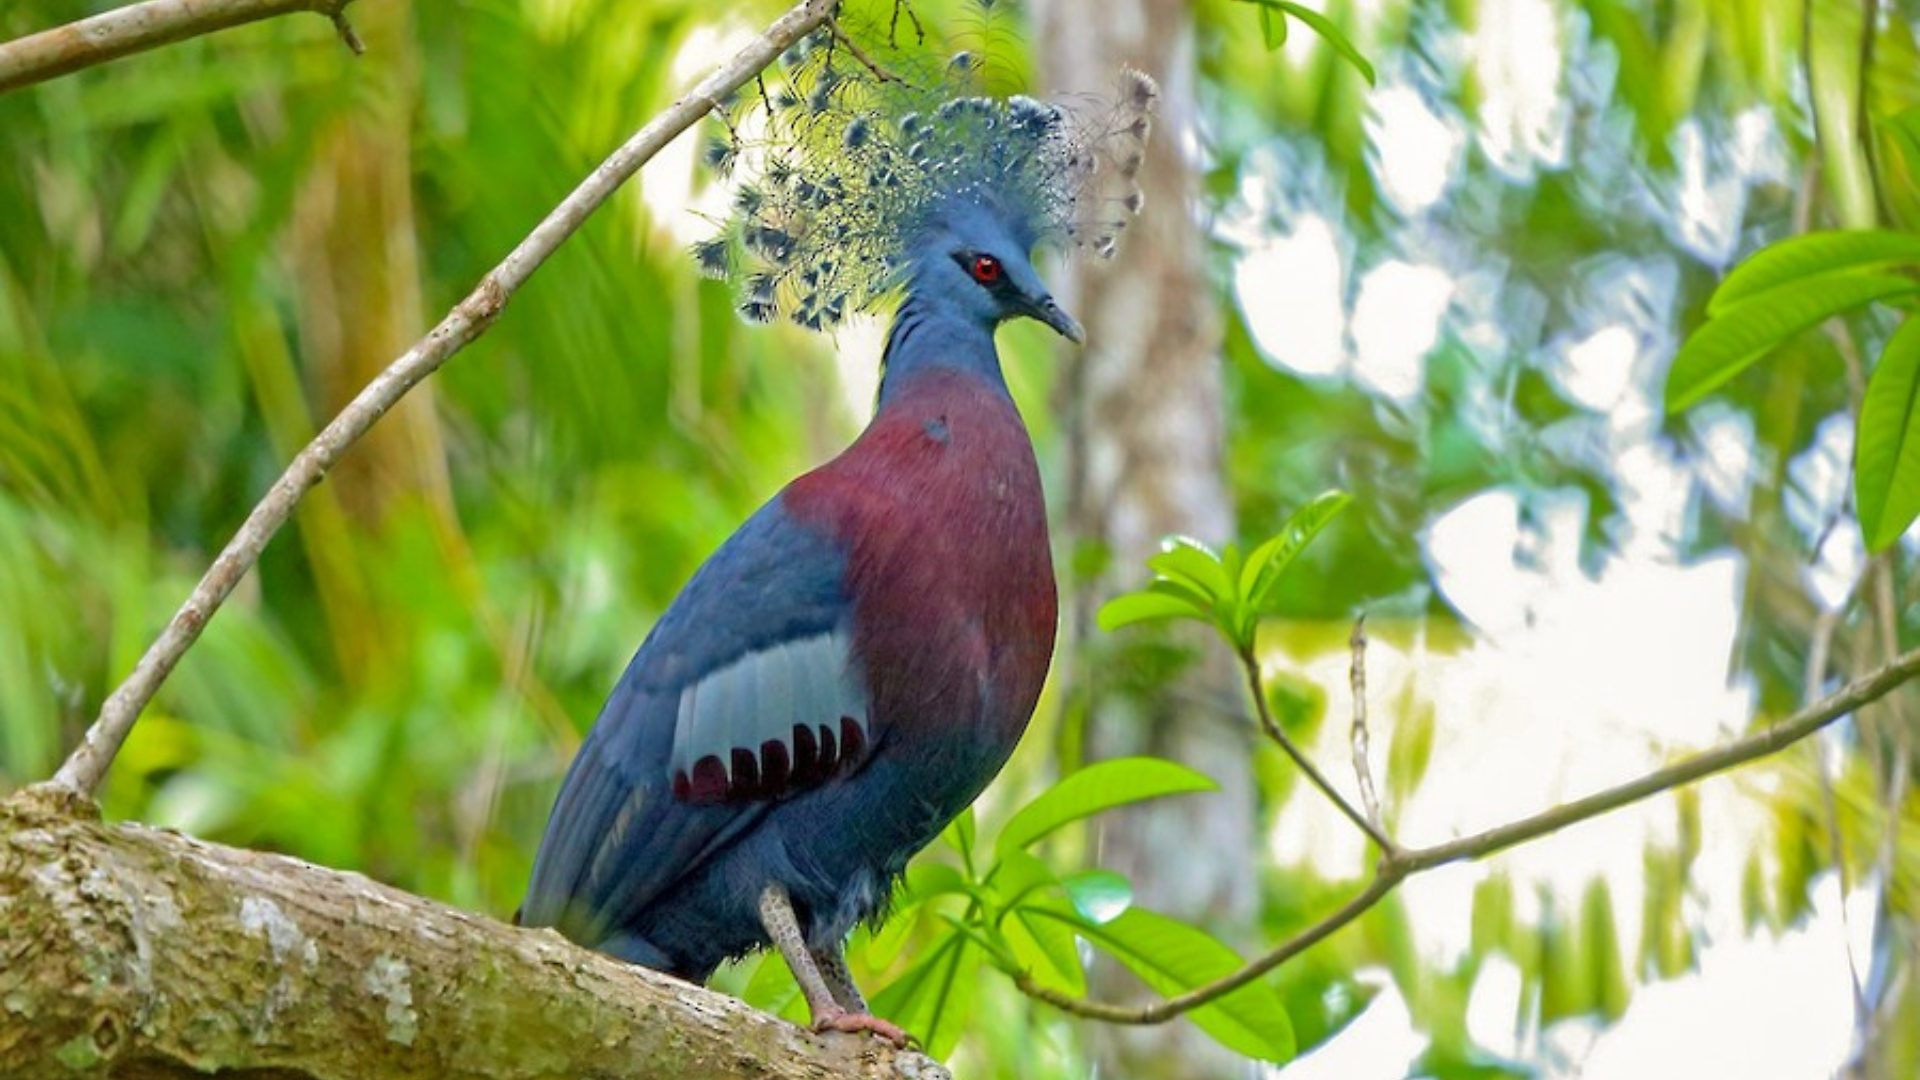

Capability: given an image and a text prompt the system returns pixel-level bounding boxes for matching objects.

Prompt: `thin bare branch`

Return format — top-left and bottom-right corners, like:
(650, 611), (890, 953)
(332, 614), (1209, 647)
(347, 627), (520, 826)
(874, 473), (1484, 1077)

(1019, 643), (1920, 1026)
(0, 0), (361, 94)
(1347, 615), (1384, 831)
(1015, 872), (1403, 1025)
(44, 0), (840, 799)
(889, 0), (925, 48)
(1241, 645), (1397, 853)
(828, 13), (902, 84)
(1402, 645), (1920, 870)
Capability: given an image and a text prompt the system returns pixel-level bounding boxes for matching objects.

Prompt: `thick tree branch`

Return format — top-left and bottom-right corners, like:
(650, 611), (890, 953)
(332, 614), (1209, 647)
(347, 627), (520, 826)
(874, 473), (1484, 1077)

(45, 0), (840, 800)
(0, 787), (945, 1079)
(0, 0), (364, 94)
(1019, 643), (1920, 1025)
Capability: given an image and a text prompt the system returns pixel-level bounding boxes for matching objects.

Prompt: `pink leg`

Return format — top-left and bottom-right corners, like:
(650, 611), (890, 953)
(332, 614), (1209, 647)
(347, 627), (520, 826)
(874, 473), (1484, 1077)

(757, 884), (915, 1048)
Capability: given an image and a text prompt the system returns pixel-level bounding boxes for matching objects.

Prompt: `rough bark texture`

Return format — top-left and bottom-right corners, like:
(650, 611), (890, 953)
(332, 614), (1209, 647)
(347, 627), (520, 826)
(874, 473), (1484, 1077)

(0, 787), (947, 1080)
(1034, 2), (1258, 1078)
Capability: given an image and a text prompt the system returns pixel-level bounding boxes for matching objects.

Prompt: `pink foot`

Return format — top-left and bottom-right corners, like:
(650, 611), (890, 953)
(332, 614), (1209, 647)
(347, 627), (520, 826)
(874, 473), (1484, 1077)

(811, 1007), (917, 1048)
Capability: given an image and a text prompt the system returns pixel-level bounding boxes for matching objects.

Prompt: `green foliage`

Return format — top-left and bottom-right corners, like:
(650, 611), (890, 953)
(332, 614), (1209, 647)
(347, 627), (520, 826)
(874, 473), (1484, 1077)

(1885, 106), (1920, 229)
(1242, 0), (1377, 86)
(1098, 490), (1353, 653)
(1040, 907), (1297, 1060)
(1706, 231), (1920, 312)
(994, 757), (1217, 858)
(822, 757), (1296, 1062)
(1856, 318), (1920, 550)
(1665, 269), (1918, 411)
(1665, 229), (1920, 546)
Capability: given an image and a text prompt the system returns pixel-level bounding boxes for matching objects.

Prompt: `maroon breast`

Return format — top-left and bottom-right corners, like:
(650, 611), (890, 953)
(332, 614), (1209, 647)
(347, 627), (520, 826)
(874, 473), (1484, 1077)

(784, 369), (1058, 749)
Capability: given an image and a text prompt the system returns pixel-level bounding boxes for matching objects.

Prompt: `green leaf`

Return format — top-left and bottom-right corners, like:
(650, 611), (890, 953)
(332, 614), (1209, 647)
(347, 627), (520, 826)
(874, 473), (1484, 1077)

(994, 757), (1217, 859)
(942, 806), (977, 872)
(902, 861), (969, 904)
(1146, 575), (1220, 614)
(1252, 0), (1377, 85)
(989, 850), (1060, 914)
(1148, 535), (1235, 606)
(1008, 902), (1087, 994)
(1242, 490), (1353, 613)
(739, 951), (804, 1020)
(1537, 896), (1586, 1024)
(870, 933), (980, 1059)
(1710, 230), (1920, 314)
(991, 851), (1088, 992)
(1857, 318), (1920, 550)
(1469, 872), (1515, 959)
(1385, 695), (1435, 809)
(1219, 541), (1245, 586)
(1881, 110), (1920, 229)
(1886, 107), (1920, 171)
(1062, 870), (1133, 924)
(1582, 879), (1630, 1022)
(1257, 4), (1287, 50)
(1097, 589), (1208, 632)
(1033, 906), (1297, 1062)
(861, 898), (926, 971)
(1665, 272), (1920, 412)
(938, 912), (1020, 973)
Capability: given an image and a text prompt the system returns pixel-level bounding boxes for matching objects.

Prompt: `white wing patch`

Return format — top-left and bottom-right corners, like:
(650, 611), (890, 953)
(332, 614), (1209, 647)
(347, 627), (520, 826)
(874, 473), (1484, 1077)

(669, 629), (872, 803)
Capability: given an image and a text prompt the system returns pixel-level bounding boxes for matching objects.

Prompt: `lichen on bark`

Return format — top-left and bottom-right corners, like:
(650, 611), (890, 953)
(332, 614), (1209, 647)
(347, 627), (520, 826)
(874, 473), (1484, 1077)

(0, 787), (946, 1080)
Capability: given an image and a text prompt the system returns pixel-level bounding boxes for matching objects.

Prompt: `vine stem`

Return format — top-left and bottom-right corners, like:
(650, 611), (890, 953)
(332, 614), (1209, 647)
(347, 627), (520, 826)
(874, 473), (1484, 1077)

(44, 0), (842, 799)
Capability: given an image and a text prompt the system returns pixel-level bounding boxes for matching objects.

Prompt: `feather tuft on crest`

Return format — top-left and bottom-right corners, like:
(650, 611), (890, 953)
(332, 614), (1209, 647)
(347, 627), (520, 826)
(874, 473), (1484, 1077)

(690, 20), (1159, 331)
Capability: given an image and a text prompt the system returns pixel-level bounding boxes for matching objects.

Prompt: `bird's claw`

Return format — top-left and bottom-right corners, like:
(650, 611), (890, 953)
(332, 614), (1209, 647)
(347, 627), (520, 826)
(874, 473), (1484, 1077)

(811, 1007), (918, 1049)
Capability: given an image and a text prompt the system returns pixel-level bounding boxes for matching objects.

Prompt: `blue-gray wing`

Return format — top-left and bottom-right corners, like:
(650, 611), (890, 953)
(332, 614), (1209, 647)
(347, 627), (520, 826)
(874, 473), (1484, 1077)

(519, 498), (872, 944)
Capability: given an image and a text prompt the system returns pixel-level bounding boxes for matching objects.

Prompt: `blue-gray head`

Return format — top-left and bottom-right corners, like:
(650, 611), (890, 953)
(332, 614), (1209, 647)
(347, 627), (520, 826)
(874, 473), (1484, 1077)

(902, 193), (1085, 343)
(694, 34), (1157, 345)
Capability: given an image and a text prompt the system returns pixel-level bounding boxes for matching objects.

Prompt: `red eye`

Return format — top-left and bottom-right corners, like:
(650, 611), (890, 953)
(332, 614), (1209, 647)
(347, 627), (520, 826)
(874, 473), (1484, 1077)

(970, 255), (1002, 283)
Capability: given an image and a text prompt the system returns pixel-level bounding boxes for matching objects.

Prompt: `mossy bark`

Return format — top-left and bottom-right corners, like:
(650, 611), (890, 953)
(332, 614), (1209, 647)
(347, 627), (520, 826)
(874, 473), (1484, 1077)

(0, 787), (947, 1080)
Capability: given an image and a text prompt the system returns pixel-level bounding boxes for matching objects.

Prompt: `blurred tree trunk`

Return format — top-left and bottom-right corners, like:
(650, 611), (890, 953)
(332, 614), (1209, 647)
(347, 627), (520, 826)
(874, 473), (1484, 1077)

(292, 2), (451, 527)
(284, 1), (454, 687)
(1035, 3), (1258, 1078)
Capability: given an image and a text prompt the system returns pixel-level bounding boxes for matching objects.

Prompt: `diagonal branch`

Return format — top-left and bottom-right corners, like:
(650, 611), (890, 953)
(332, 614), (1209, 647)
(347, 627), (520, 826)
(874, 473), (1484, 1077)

(0, 0), (364, 94)
(1240, 644), (1397, 853)
(44, 0), (841, 799)
(1019, 643), (1920, 1025)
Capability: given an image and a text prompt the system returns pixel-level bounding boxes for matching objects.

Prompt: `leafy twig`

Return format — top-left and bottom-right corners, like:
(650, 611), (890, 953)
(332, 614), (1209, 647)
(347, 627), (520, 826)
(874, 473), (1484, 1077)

(0, 0), (362, 94)
(42, 0), (842, 799)
(1017, 643), (1920, 1026)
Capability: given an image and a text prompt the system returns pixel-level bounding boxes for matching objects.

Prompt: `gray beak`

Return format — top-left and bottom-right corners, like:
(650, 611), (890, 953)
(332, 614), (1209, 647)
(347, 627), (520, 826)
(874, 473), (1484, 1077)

(1035, 296), (1086, 344)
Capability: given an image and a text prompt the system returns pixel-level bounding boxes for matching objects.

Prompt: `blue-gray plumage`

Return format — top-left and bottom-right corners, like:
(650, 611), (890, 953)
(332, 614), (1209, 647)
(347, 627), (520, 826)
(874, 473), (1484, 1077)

(521, 44), (1157, 1045)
